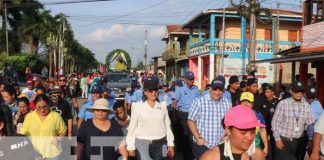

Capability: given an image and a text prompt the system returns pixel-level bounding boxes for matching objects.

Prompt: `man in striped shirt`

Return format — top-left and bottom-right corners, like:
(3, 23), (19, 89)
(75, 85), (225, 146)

(271, 81), (313, 160)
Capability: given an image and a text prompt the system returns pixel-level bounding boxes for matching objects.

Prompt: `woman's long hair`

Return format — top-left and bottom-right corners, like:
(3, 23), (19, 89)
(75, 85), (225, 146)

(0, 104), (15, 136)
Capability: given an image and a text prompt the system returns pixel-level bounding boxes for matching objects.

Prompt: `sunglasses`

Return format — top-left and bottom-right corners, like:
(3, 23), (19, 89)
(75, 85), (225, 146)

(59, 79), (67, 82)
(146, 89), (159, 93)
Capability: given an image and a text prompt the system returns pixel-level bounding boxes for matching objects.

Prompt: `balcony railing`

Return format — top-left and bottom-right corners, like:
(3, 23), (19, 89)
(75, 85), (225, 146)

(162, 47), (180, 61)
(190, 39), (301, 56)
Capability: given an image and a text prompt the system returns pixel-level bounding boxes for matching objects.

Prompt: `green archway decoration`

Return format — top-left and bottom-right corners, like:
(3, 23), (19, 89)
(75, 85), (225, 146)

(105, 49), (132, 72)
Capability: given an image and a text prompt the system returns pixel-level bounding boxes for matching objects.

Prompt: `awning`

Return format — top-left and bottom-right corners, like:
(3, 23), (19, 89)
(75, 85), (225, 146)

(251, 52), (324, 64)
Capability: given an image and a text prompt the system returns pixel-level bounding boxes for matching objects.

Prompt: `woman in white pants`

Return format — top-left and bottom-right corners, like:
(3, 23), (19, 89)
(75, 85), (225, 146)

(126, 77), (174, 160)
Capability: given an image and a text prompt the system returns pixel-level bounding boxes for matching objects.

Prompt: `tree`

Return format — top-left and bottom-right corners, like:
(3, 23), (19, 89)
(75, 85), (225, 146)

(134, 61), (145, 71)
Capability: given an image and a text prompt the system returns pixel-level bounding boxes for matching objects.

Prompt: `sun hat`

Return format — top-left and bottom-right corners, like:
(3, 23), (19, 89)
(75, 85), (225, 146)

(86, 98), (113, 112)
(224, 105), (265, 129)
(240, 92), (254, 103)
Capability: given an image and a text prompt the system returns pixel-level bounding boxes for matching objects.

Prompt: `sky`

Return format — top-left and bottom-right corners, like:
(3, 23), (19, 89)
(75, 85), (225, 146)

(39, 0), (302, 66)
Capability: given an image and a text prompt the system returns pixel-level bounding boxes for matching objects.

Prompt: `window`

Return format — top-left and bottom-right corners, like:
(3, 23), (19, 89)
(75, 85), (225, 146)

(265, 29), (272, 40)
(305, 0), (324, 25)
(246, 28), (250, 40)
(288, 30), (298, 41)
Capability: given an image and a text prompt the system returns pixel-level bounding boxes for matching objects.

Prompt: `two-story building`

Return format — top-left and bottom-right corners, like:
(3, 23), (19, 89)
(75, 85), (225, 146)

(161, 25), (200, 81)
(183, 8), (302, 89)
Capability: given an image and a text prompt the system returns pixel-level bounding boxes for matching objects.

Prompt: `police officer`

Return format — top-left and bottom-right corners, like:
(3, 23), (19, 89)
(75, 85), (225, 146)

(171, 71), (200, 160)
(131, 77), (145, 103)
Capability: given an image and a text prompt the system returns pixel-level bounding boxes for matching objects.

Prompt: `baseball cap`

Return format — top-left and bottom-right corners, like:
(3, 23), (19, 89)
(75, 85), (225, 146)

(27, 80), (34, 85)
(224, 105), (265, 129)
(48, 86), (62, 95)
(210, 75), (225, 90)
(91, 84), (102, 94)
(291, 81), (304, 92)
(161, 82), (169, 87)
(143, 78), (159, 90)
(229, 75), (239, 84)
(306, 87), (316, 98)
(247, 78), (258, 86)
(240, 92), (254, 103)
(184, 71), (195, 80)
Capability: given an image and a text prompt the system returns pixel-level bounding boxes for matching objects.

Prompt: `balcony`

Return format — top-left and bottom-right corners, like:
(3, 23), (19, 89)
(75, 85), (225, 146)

(162, 47), (180, 61)
(190, 39), (301, 57)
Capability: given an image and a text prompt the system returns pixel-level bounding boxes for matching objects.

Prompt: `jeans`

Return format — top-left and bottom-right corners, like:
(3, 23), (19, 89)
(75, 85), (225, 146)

(135, 138), (166, 160)
(81, 85), (88, 98)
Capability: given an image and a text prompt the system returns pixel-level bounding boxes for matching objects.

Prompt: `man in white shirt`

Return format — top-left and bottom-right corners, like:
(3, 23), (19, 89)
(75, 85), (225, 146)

(310, 112), (324, 160)
(21, 80), (35, 100)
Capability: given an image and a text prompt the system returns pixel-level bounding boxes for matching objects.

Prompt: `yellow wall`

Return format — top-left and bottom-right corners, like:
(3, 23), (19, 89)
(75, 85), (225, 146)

(215, 18), (302, 41)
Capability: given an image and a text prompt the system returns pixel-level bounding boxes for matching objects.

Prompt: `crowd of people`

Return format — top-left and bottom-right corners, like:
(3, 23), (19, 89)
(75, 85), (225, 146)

(0, 70), (323, 160)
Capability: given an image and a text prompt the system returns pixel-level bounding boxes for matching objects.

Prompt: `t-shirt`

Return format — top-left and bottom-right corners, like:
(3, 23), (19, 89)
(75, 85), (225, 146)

(20, 111), (67, 158)
(314, 113), (324, 155)
(77, 120), (123, 160)
(0, 136), (40, 160)
(21, 88), (35, 100)
(50, 100), (72, 126)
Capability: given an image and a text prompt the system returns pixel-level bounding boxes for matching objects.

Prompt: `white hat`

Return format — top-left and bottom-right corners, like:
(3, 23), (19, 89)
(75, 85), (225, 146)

(86, 98), (113, 112)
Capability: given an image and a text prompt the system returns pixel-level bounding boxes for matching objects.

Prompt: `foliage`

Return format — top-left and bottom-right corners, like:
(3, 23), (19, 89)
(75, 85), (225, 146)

(0, 53), (46, 80)
(134, 61), (145, 71)
(0, 0), (98, 72)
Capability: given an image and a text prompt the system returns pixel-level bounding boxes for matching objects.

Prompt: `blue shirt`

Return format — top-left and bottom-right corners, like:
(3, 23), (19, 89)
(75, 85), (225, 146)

(201, 89), (209, 96)
(188, 94), (231, 148)
(78, 101), (94, 121)
(171, 84), (200, 112)
(125, 92), (132, 104)
(131, 87), (143, 103)
(310, 99), (323, 121)
(223, 90), (232, 102)
(159, 90), (172, 109)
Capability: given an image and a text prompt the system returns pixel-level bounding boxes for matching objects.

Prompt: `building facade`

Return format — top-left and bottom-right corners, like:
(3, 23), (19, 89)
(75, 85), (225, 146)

(161, 25), (199, 81)
(183, 8), (302, 89)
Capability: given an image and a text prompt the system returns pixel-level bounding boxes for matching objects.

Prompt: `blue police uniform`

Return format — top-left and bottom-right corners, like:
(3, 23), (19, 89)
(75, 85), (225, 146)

(171, 84), (200, 112)
(78, 100), (94, 121)
(131, 87), (143, 102)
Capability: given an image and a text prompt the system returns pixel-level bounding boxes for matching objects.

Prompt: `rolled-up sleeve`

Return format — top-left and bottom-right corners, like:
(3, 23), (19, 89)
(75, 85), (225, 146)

(171, 88), (180, 101)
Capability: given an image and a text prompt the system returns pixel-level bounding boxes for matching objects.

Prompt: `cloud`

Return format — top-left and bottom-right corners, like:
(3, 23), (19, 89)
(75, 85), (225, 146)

(77, 24), (167, 64)
(82, 24), (145, 42)
(149, 26), (165, 39)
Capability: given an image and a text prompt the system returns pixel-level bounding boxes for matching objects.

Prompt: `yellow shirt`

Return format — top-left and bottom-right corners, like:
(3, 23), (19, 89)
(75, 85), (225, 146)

(20, 111), (67, 158)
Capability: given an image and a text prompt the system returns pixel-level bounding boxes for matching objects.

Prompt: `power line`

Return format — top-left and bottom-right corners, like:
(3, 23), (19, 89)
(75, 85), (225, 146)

(74, 0), (170, 28)
(6, 0), (116, 8)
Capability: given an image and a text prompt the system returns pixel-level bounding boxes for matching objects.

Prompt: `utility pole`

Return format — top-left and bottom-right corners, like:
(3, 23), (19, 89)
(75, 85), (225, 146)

(4, 0), (9, 57)
(221, 8), (226, 74)
(59, 14), (65, 75)
(144, 30), (148, 72)
(274, 2), (280, 91)
(247, 0), (257, 76)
